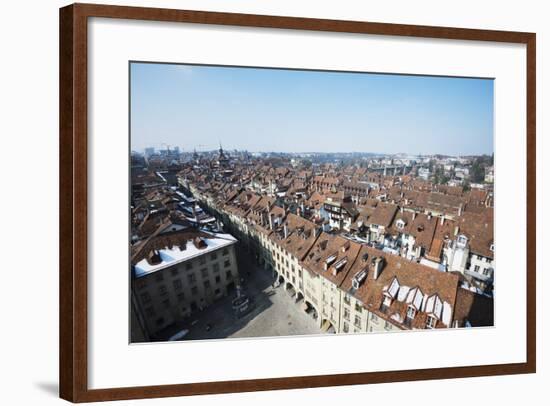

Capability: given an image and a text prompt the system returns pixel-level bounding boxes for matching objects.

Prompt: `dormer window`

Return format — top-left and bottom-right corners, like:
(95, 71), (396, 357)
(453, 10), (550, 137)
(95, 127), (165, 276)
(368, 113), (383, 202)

(426, 315), (437, 329)
(352, 268), (368, 290)
(380, 294), (392, 313)
(332, 257), (348, 274)
(404, 305), (416, 327)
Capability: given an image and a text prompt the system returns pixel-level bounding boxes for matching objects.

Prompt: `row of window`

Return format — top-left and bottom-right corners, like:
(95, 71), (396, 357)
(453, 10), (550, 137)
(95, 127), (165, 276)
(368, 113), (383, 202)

(343, 309), (363, 328)
(149, 258), (232, 286)
(143, 284), (228, 324)
(472, 264), (492, 276)
(134, 250), (232, 289)
(139, 269), (234, 304)
(342, 322), (362, 334)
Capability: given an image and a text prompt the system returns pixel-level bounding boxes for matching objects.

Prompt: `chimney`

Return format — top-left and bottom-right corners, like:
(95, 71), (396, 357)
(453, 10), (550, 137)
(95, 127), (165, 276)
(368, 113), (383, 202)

(454, 226), (459, 236)
(372, 257), (384, 280)
(269, 213), (274, 230)
(297, 207), (301, 217)
(440, 216), (445, 226)
(412, 211), (417, 220)
(427, 213), (432, 220)
(400, 206), (404, 213)
(284, 223), (289, 239)
(458, 203), (463, 216)
(315, 227), (322, 237)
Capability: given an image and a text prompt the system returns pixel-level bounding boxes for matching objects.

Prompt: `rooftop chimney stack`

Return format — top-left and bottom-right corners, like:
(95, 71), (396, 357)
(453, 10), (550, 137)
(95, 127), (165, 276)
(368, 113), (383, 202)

(269, 213), (274, 230)
(284, 223), (289, 239)
(372, 257), (384, 280)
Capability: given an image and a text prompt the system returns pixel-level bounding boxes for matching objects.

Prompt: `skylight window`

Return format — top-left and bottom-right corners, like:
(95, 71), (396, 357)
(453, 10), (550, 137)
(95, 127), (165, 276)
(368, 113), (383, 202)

(333, 257), (348, 270)
(325, 254), (337, 266)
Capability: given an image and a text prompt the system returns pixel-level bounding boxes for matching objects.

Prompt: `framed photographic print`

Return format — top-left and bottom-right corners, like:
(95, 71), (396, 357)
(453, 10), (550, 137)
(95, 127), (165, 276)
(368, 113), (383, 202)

(59, 3), (536, 402)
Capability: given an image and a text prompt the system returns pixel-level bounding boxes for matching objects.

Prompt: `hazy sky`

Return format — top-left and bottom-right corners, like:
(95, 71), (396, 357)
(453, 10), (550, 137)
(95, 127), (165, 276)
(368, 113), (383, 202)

(130, 62), (494, 155)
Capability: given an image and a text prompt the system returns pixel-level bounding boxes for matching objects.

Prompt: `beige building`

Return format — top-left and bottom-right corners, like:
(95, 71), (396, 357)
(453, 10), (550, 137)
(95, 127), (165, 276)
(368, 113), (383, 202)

(131, 227), (239, 340)
(184, 185), (492, 335)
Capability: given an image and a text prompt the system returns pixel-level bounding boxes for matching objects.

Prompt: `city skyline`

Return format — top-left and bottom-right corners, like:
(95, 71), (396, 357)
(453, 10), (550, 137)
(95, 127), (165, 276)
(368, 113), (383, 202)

(130, 63), (494, 156)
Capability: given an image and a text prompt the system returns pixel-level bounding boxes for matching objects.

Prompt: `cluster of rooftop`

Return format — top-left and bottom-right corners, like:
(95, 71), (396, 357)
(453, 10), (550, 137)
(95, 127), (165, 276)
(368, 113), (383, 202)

(130, 146), (494, 339)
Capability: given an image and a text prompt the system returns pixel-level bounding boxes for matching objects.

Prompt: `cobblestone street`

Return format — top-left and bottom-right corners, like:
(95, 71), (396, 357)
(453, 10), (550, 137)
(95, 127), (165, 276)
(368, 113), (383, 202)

(174, 249), (321, 341)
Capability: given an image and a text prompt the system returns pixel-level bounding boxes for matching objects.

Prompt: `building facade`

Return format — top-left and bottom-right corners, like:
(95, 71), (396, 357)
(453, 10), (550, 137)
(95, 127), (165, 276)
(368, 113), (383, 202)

(131, 228), (239, 340)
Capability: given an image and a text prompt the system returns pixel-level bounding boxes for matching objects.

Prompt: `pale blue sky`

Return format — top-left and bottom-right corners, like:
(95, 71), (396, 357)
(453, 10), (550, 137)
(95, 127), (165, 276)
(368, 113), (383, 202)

(130, 62), (494, 155)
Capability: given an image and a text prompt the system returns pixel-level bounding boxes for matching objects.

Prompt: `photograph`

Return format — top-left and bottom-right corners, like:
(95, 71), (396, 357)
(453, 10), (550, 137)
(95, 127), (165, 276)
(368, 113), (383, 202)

(129, 62), (495, 343)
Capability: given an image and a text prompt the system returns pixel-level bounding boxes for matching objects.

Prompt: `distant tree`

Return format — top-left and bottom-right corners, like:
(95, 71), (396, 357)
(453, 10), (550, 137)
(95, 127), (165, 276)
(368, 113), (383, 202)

(470, 157), (486, 183)
(434, 167), (444, 184)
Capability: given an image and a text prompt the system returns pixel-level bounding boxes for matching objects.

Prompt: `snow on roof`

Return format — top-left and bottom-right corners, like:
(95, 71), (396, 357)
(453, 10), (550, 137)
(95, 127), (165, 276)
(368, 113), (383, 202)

(424, 294), (435, 314)
(390, 313), (403, 323)
(386, 277), (400, 298)
(397, 285), (410, 302)
(442, 301), (453, 327)
(156, 171), (167, 182)
(424, 294), (444, 320)
(134, 231), (237, 278)
(403, 287), (425, 311)
(413, 289), (424, 309)
(434, 296), (443, 319)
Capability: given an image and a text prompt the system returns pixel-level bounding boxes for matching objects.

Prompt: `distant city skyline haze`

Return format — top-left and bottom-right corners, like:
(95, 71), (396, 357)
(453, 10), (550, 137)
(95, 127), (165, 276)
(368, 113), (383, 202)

(130, 62), (494, 156)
